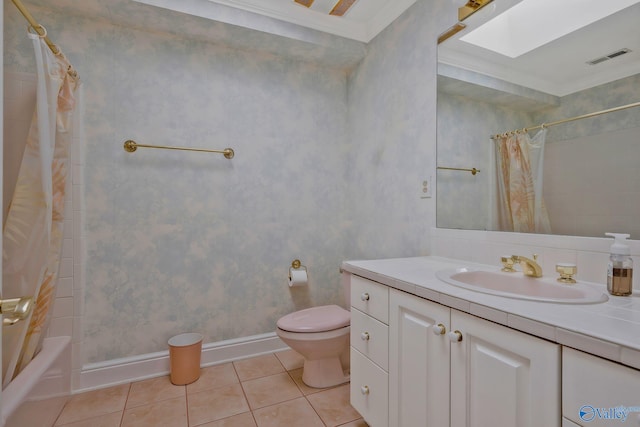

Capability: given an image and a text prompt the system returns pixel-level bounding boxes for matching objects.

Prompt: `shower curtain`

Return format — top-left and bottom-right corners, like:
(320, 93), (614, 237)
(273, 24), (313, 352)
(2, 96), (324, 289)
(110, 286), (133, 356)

(490, 129), (551, 234)
(2, 31), (81, 386)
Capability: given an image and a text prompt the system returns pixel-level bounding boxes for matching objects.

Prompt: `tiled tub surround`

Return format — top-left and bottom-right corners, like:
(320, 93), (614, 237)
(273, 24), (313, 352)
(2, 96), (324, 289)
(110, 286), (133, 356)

(342, 256), (640, 369)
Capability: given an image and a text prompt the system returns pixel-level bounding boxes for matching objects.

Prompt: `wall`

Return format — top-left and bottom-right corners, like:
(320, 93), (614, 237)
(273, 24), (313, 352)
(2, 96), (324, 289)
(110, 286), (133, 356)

(2, 0), (516, 391)
(346, 0), (449, 259)
(537, 75), (640, 238)
(4, 2), (353, 381)
(436, 90), (535, 230)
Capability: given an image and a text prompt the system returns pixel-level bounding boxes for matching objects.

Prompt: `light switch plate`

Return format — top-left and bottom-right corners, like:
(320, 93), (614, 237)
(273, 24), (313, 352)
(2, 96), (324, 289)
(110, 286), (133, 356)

(421, 177), (432, 198)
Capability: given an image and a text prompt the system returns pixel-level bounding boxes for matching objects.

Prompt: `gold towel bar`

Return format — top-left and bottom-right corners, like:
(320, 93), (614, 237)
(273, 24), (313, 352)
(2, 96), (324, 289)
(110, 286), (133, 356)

(437, 166), (480, 175)
(123, 140), (234, 159)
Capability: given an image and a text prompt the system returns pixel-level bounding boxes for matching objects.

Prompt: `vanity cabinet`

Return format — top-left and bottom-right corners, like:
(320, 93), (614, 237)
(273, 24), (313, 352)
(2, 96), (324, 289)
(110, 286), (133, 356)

(450, 310), (560, 427)
(387, 288), (561, 427)
(349, 275), (389, 427)
(563, 347), (640, 426)
(389, 289), (450, 426)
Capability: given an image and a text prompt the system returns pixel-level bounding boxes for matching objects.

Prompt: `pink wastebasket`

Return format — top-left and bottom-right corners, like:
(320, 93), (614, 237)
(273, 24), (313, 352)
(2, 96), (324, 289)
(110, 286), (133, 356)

(168, 333), (203, 385)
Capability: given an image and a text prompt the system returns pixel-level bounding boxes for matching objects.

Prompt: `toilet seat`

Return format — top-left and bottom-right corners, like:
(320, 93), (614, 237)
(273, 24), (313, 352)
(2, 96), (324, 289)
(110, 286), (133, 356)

(276, 305), (350, 333)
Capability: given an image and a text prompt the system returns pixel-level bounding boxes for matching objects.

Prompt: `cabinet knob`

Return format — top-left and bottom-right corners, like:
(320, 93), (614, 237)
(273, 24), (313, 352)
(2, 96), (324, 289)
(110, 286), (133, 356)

(360, 292), (370, 301)
(361, 385), (370, 395)
(448, 330), (463, 342)
(432, 323), (446, 335)
(360, 331), (370, 341)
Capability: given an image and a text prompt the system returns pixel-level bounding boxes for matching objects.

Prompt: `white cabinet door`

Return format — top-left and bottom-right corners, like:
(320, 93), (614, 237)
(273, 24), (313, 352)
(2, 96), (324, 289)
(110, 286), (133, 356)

(389, 289), (451, 427)
(450, 310), (561, 427)
(563, 347), (640, 426)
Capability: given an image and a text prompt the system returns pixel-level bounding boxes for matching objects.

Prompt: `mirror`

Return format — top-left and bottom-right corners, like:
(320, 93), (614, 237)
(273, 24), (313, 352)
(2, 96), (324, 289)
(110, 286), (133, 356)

(436, 0), (640, 239)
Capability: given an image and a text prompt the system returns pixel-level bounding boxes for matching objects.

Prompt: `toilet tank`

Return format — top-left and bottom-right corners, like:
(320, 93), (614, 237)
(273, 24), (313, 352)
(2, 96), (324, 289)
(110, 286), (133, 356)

(342, 271), (351, 309)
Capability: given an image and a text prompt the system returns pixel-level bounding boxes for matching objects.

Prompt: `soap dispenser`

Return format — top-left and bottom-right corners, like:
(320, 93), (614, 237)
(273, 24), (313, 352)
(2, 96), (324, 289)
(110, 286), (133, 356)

(605, 233), (633, 296)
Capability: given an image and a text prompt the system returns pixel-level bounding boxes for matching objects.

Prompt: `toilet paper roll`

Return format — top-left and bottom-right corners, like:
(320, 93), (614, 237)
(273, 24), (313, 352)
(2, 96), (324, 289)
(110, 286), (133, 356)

(289, 269), (308, 287)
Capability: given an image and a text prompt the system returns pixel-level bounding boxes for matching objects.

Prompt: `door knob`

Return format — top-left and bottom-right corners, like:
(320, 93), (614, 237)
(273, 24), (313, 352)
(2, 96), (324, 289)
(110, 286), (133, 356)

(1, 296), (34, 326)
(448, 330), (463, 342)
(432, 323), (446, 335)
(361, 332), (370, 341)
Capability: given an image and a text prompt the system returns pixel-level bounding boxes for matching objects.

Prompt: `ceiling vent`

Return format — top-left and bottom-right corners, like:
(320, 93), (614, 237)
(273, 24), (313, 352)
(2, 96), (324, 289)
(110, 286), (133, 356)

(587, 48), (631, 65)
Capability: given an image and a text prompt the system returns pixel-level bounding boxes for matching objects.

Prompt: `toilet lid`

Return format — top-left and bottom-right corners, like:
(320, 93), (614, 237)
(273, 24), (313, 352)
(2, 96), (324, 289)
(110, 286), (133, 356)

(277, 305), (350, 333)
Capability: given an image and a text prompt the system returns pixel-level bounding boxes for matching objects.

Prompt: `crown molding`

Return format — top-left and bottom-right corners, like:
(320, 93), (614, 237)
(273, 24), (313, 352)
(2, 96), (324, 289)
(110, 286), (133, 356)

(136, 0), (416, 43)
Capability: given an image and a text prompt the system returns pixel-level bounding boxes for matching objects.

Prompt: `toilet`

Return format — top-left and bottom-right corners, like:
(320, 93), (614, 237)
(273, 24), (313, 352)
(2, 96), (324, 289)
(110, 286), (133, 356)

(276, 304), (351, 388)
(277, 273), (352, 388)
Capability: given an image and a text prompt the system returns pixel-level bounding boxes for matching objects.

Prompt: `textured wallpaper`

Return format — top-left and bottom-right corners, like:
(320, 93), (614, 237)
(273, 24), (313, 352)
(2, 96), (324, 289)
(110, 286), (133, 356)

(538, 75), (640, 238)
(346, 0), (446, 259)
(437, 91), (534, 231)
(4, 0), (451, 364)
(5, 4), (352, 363)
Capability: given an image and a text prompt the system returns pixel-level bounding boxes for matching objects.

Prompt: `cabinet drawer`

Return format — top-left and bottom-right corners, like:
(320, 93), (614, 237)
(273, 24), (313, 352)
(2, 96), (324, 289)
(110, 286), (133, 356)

(351, 275), (389, 324)
(563, 347), (640, 426)
(351, 347), (388, 427)
(351, 308), (389, 371)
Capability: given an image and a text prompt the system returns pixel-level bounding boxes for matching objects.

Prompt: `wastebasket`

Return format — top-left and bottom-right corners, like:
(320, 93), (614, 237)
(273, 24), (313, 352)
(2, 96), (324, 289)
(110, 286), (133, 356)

(168, 333), (203, 385)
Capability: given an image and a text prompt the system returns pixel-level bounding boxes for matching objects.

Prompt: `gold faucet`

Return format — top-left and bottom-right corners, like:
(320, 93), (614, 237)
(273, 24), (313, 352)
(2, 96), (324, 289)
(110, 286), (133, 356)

(500, 256), (517, 272)
(511, 254), (543, 278)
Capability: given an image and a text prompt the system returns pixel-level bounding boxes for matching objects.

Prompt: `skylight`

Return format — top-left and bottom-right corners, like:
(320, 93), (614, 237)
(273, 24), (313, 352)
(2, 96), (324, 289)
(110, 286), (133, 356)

(460, 0), (640, 58)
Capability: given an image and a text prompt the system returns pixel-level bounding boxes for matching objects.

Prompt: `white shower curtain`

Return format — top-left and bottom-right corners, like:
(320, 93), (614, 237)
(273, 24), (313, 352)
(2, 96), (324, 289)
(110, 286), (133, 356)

(2, 31), (82, 386)
(489, 129), (551, 234)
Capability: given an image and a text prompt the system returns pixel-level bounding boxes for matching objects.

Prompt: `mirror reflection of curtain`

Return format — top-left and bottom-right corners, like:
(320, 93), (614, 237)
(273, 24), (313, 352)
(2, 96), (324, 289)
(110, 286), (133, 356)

(489, 129), (552, 233)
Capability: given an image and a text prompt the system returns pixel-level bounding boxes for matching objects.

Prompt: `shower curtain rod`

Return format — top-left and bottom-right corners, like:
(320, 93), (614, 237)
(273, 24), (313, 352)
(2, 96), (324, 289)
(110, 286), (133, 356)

(491, 100), (640, 139)
(11, 0), (78, 78)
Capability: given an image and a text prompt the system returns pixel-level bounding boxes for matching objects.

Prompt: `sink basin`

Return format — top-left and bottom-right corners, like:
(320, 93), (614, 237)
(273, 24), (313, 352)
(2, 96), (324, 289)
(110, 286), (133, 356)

(436, 268), (608, 304)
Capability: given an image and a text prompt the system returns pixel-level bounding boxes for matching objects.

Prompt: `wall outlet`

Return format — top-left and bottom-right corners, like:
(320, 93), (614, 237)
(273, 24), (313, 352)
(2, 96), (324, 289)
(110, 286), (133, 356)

(421, 177), (432, 199)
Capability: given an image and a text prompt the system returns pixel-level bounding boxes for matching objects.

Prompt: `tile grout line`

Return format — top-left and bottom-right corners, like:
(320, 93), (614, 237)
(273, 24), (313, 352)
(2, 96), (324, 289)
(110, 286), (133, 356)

(232, 359), (260, 427)
(184, 384), (190, 427)
(119, 383), (132, 427)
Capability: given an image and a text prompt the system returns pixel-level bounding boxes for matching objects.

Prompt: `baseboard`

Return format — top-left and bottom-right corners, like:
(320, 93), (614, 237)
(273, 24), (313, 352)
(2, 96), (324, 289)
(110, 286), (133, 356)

(76, 332), (288, 393)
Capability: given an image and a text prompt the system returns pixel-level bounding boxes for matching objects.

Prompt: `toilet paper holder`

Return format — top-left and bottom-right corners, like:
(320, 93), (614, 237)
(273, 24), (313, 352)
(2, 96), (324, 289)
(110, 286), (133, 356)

(289, 259), (307, 279)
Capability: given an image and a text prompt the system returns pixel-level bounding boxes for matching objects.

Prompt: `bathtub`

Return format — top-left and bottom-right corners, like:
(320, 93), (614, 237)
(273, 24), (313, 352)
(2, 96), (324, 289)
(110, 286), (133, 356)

(3, 336), (71, 427)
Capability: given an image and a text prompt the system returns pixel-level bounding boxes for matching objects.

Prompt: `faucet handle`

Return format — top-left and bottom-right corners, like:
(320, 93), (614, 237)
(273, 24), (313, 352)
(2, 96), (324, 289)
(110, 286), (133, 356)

(556, 263), (577, 284)
(501, 256), (517, 272)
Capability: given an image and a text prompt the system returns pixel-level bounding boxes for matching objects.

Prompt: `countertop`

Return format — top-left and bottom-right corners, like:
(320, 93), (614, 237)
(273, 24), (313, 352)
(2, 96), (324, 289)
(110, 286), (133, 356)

(341, 256), (640, 370)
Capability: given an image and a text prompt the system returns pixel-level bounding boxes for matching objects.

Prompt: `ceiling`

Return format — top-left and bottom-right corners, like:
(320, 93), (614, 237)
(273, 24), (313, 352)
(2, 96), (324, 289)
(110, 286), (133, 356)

(135, 0), (417, 42)
(20, 0), (638, 83)
(438, 0), (640, 97)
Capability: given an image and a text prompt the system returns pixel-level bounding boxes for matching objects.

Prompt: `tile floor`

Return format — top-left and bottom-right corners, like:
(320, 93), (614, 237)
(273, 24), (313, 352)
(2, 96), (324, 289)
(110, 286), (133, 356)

(54, 350), (367, 427)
